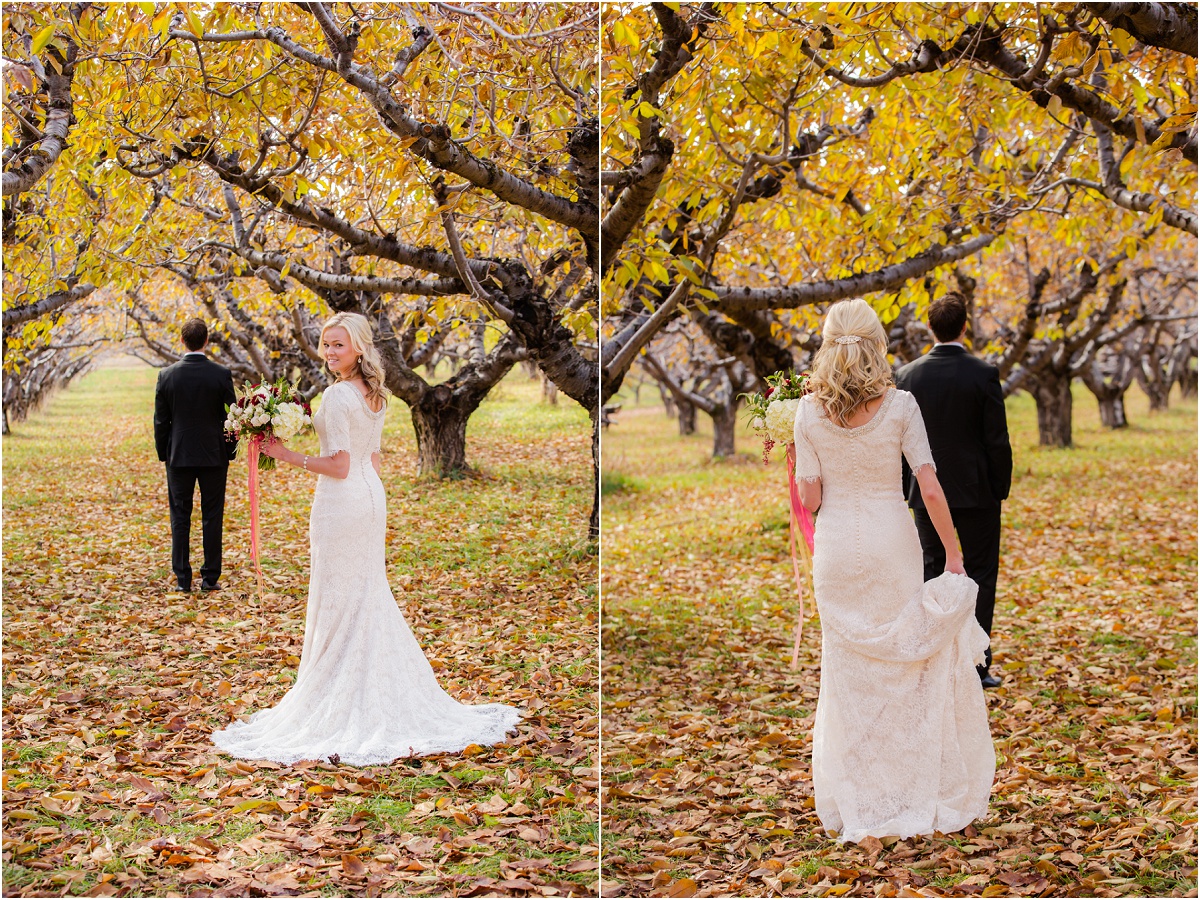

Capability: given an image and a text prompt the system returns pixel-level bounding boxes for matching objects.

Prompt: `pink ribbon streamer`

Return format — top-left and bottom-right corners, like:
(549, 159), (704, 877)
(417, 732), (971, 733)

(786, 444), (816, 670)
(248, 434), (265, 601)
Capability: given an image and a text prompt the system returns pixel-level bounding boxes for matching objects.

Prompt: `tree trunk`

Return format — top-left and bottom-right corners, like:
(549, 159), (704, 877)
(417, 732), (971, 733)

(677, 399), (696, 435)
(541, 374), (558, 405)
(1080, 374), (1129, 430)
(1097, 393), (1128, 429)
(1179, 365), (1198, 399)
(410, 386), (473, 477)
(711, 401), (738, 458)
(1136, 356), (1171, 411)
(1032, 375), (1074, 447)
(1144, 381), (1170, 411)
(657, 380), (676, 418)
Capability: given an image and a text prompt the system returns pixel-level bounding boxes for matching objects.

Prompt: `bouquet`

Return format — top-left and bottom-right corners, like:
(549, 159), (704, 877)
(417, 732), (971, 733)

(744, 370), (812, 464)
(225, 377), (313, 471)
(744, 370), (816, 669)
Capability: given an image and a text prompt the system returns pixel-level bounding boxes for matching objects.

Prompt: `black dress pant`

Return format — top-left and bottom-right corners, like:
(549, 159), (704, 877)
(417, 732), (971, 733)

(914, 504), (1002, 669)
(166, 465), (228, 586)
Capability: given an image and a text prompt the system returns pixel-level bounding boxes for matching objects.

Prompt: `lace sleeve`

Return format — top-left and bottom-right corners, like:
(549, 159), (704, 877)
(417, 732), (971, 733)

(900, 392), (936, 476)
(321, 385), (353, 455)
(792, 399), (821, 483)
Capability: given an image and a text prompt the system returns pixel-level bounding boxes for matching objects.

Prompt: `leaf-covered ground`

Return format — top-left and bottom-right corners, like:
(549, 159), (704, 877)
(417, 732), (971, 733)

(3, 358), (598, 898)
(601, 386), (1197, 898)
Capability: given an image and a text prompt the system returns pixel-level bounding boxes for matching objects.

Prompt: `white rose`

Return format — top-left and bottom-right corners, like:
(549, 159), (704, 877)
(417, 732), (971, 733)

(764, 397), (801, 445)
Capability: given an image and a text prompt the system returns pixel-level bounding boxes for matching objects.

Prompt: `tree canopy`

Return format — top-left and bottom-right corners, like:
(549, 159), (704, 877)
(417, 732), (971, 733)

(4, 2), (601, 526)
(600, 2), (1196, 446)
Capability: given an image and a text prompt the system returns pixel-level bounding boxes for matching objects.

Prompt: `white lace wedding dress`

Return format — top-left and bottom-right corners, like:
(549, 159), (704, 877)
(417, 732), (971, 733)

(213, 381), (521, 765)
(793, 389), (994, 842)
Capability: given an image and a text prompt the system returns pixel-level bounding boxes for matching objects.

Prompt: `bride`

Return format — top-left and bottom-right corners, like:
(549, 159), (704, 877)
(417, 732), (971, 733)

(212, 312), (521, 765)
(793, 299), (994, 842)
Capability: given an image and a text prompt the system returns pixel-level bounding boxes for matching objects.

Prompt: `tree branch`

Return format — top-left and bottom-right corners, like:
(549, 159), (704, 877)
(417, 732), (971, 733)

(1084, 2), (1198, 57)
(713, 234), (996, 313)
(2, 41), (77, 197)
(3, 281), (96, 328)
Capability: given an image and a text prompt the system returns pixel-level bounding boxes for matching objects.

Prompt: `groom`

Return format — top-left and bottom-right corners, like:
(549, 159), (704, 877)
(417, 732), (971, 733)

(154, 318), (237, 592)
(896, 293), (1013, 689)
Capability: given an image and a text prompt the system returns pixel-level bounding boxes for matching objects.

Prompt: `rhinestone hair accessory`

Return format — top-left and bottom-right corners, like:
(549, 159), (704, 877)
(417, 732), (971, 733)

(833, 335), (863, 345)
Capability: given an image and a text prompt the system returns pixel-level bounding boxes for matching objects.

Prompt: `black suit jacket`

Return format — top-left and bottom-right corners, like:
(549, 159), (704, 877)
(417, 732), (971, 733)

(895, 345), (1012, 509)
(154, 354), (238, 467)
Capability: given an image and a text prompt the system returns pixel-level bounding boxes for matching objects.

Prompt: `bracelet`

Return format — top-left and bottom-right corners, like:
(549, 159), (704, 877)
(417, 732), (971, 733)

(303, 455), (309, 471)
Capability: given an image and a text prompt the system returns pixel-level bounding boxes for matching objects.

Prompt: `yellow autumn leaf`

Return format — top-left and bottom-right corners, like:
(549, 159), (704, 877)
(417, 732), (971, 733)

(185, 5), (204, 37)
(30, 24), (55, 56)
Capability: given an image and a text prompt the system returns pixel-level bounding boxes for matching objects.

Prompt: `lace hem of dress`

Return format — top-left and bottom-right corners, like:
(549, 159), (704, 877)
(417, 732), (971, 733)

(212, 705), (523, 767)
(796, 473), (822, 483)
(910, 462), (936, 476)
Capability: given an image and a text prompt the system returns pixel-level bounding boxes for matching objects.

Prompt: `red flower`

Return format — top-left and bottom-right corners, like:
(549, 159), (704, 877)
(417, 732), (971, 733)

(765, 386), (774, 397)
(762, 437), (775, 466)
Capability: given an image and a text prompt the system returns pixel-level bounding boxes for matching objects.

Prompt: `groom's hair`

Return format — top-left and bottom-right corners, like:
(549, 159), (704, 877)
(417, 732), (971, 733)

(927, 294), (968, 343)
(181, 318), (208, 352)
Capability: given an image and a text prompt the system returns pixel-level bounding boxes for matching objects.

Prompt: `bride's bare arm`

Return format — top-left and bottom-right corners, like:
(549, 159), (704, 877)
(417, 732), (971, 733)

(371, 452), (381, 477)
(914, 466), (965, 574)
(260, 439), (351, 479)
(799, 477), (822, 513)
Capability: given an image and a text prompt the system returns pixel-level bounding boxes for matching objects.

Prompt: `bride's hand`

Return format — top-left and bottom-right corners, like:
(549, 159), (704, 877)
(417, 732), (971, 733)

(945, 555), (967, 576)
(260, 436), (284, 459)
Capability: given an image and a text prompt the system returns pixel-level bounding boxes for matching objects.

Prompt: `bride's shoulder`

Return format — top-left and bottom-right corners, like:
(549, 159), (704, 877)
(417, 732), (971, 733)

(798, 393), (826, 424)
(321, 381), (356, 405)
(890, 388), (921, 414)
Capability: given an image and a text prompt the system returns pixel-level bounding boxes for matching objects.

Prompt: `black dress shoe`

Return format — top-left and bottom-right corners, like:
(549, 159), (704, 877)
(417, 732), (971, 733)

(176, 579), (192, 592)
(200, 580), (221, 592)
(978, 669), (1002, 689)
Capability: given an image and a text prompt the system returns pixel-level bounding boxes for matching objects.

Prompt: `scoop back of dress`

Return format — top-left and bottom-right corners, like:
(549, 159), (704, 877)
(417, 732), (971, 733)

(793, 389), (994, 842)
(213, 382), (521, 765)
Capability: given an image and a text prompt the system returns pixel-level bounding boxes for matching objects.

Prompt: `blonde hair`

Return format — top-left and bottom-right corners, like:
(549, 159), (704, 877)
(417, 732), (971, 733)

(807, 298), (893, 425)
(319, 312), (390, 409)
